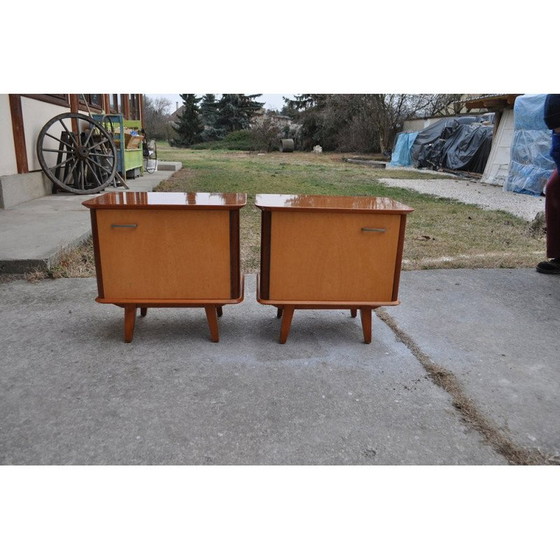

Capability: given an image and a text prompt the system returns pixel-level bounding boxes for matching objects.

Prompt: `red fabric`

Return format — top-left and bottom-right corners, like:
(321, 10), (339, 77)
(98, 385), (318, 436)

(545, 169), (560, 258)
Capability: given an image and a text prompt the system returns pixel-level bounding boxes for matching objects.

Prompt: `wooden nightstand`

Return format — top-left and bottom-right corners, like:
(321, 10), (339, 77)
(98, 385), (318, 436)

(256, 194), (413, 343)
(83, 191), (246, 342)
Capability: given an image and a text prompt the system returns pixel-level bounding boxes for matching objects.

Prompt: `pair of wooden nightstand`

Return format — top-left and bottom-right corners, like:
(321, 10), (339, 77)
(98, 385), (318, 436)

(83, 192), (413, 344)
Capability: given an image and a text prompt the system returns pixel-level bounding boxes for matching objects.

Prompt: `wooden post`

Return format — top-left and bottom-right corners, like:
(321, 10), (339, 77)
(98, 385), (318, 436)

(8, 95), (28, 174)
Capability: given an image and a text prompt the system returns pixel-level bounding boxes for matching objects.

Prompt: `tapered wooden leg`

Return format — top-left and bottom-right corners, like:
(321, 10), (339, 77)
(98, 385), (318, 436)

(350, 308), (357, 318)
(140, 307), (147, 317)
(217, 306), (223, 318)
(360, 307), (372, 344)
(204, 305), (220, 342)
(124, 305), (136, 343)
(276, 307), (283, 319)
(279, 305), (295, 344)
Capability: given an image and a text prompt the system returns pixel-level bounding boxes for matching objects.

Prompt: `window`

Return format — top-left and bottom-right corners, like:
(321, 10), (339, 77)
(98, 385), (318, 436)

(110, 94), (120, 114)
(81, 94), (103, 110)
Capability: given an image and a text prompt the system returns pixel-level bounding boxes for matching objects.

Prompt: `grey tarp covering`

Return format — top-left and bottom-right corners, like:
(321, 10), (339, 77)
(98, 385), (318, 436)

(411, 115), (493, 173)
(443, 123), (493, 173)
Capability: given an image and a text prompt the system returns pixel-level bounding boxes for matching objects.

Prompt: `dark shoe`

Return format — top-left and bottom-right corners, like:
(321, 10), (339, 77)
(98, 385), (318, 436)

(536, 258), (560, 274)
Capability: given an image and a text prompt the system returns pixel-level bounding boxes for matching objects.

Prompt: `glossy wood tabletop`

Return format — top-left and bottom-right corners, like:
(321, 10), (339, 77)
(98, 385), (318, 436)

(255, 193), (413, 213)
(83, 191), (247, 210)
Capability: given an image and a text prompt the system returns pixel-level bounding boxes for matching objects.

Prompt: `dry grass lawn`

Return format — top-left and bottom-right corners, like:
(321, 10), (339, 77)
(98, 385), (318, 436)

(32, 148), (546, 279)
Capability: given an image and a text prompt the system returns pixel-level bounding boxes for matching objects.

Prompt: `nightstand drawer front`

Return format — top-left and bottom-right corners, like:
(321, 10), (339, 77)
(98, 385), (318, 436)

(269, 211), (402, 301)
(96, 209), (231, 299)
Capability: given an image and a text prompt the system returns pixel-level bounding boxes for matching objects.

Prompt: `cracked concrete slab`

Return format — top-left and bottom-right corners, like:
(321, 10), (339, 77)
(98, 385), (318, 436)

(0, 275), (504, 465)
(381, 268), (560, 462)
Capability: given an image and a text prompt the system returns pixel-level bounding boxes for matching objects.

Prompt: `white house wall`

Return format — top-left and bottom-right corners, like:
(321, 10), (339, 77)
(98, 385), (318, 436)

(402, 117), (443, 132)
(0, 95), (74, 176)
(0, 95), (17, 176)
(481, 108), (514, 187)
(21, 97), (71, 172)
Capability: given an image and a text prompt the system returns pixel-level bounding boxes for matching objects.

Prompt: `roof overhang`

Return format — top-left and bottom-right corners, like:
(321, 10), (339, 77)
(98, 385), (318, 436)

(465, 94), (521, 110)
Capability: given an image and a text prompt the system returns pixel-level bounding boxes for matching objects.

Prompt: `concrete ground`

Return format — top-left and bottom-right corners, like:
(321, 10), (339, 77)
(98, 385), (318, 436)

(0, 166), (179, 273)
(1, 169), (559, 465)
(1, 270), (559, 465)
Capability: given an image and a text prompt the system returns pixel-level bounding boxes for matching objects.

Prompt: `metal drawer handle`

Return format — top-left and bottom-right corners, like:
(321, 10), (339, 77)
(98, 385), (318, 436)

(361, 227), (386, 232)
(111, 224), (137, 228)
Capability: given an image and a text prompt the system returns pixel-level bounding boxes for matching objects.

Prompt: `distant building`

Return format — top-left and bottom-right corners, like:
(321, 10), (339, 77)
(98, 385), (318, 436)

(251, 109), (293, 129)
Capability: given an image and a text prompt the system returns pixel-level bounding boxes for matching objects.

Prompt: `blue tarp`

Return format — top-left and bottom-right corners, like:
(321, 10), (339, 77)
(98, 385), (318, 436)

(504, 94), (555, 196)
(388, 131), (418, 167)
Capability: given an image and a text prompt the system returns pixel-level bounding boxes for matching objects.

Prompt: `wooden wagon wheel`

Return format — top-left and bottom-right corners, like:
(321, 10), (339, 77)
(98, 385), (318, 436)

(36, 112), (117, 194)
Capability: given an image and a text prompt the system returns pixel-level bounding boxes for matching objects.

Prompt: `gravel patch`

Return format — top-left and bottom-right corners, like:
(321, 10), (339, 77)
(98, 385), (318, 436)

(379, 176), (545, 221)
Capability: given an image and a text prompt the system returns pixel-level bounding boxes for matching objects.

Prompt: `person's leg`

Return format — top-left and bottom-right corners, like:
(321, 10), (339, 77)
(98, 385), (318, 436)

(546, 169), (560, 258)
(537, 168), (560, 273)
(538, 98), (560, 273)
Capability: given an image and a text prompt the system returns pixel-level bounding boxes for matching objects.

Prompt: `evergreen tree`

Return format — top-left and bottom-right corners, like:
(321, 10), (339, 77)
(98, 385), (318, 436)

(214, 94), (264, 133)
(199, 94), (222, 141)
(200, 94), (218, 125)
(172, 94), (203, 147)
(284, 94), (329, 150)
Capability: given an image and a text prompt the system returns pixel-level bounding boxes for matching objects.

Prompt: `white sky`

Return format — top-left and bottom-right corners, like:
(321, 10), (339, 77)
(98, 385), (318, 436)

(147, 93), (294, 113)
(2, 3), (554, 98)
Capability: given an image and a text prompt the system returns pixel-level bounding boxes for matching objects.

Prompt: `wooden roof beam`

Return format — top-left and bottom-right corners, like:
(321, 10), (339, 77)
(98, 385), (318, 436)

(465, 94), (521, 110)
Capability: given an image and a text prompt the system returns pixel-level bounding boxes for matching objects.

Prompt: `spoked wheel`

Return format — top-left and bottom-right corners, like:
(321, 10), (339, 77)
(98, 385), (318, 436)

(37, 112), (118, 194)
